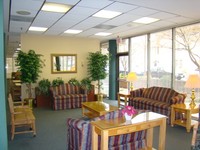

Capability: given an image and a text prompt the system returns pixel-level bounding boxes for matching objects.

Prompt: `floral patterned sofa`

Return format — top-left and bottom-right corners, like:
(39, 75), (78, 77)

(128, 86), (186, 124)
(50, 83), (88, 110)
(67, 110), (148, 150)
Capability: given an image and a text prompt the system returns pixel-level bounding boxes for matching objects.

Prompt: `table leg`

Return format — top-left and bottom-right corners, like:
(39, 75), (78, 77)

(117, 94), (120, 108)
(124, 96), (128, 107)
(171, 106), (175, 127)
(101, 130), (108, 150)
(186, 110), (191, 132)
(159, 118), (166, 150)
(92, 126), (98, 150)
(146, 128), (153, 148)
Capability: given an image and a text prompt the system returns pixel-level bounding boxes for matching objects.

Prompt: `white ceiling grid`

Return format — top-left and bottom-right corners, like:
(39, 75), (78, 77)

(4, 0), (200, 56)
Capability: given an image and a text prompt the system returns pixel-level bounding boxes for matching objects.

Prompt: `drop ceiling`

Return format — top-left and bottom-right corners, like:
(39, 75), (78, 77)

(4, 0), (200, 57)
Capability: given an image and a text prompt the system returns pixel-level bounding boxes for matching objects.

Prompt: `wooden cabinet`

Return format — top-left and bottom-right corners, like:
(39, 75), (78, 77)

(11, 80), (21, 101)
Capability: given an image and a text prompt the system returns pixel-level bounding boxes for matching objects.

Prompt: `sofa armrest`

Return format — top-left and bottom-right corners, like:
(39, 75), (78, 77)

(130, 88), (144, 98)
(170, 93), (186, 104)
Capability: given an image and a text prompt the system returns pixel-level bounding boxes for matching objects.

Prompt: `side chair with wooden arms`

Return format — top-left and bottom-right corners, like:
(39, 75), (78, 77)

(8, 94), (36, 140)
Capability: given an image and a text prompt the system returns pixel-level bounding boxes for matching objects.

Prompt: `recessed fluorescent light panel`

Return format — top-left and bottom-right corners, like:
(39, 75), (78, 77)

(64, 29), (82, 34)
(42, 2), (72, 13)
(29, 26), (47, 32)
(133, 17), (160, 24)
(93, 10), (122, 19)
(95, 32), (112, 36)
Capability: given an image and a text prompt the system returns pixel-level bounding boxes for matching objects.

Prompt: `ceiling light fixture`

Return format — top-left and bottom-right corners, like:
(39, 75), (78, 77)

(93, 10), (122, 19)
(95, 32), (112, 36)
(64, 29), (83, 34)
(29, 26), (48, 32)
(133, 17), (160, 24)
(41, 2), (72, 13)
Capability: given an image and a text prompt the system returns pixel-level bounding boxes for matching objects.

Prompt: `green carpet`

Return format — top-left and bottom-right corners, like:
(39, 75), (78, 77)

(8, 100), (193, 150)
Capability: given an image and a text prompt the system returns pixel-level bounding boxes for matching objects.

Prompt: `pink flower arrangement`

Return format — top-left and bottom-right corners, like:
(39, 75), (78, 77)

(121, 106), (137, 116)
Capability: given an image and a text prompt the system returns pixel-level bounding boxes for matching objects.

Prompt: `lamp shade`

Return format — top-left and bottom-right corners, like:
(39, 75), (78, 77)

(184, 74), (200, 88)
(127, 72), (137, 82)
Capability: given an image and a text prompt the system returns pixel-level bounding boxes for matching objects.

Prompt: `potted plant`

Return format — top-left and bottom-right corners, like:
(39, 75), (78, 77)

(80, 77), (92, 92)
(68, 78), (80, 86)
(35, 79), (51, 107)
(16, 50), (44, 107)
(81, 77), (95, 101)
(87, 51), (109, 101)
(52, 78), (64, 87)
(38, 79), (51, 95)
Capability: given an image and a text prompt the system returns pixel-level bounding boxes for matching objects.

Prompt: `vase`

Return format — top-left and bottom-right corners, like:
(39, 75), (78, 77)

(124, 113), (133, 121)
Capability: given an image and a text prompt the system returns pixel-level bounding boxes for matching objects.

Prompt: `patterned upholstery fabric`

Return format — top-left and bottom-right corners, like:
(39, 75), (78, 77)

(50, 83), (88, 110)
(192, 123), (200, 150)
(67, 110), (148, 150)
(191, 108), (200, 150)
(129, 86), (186, 124)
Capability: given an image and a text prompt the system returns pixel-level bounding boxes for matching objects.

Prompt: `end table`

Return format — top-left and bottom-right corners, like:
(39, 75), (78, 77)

(117, 92), (130, 108)
(171, 103), (199, 132)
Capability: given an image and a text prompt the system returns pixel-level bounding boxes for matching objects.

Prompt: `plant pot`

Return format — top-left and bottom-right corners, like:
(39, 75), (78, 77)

(97, 93), (103, 102)
(36, 94), (51, 108)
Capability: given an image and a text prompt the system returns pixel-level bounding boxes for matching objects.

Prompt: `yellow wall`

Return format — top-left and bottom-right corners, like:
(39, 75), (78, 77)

(21, 34), (100, 82)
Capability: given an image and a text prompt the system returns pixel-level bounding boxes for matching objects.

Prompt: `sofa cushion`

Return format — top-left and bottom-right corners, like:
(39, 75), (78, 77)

(53, 94), (87, 109)
(132, 97), (170, 110)
(50, 84), (66, 96)
(142, 86), (178, 103)
(64, 84), (80, 94)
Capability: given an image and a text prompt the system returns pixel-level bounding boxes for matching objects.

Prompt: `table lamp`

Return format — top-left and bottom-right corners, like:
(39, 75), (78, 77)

(127, 72), (137, 91)
(184, 74), (200, 107)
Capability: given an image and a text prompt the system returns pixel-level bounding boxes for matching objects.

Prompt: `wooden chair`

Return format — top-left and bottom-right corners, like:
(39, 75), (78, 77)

(8, 94), (36, 140)
(191, 107), (200, 150)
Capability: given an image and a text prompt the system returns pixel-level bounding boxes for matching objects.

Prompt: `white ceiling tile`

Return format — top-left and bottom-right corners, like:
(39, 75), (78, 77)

(77, 0), (113, 9)
(104, 2), (138, 13)
(68, 6), (98, 16)
(150, 12), (178, 20)
(104, 14), (141, 26)
(11, 0), (44, 16)
(166, 16), (194, 25)
(31, 11), (64, 27)
(9, 21), (31, 33)
(128, 7), (158, 16)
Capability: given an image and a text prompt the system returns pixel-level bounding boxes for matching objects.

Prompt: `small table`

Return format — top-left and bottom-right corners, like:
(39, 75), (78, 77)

(91, 112), (167, 150)
(82, 101), (118, 118)
(171, 103), (199, 132)
(117, 92), (130, 108)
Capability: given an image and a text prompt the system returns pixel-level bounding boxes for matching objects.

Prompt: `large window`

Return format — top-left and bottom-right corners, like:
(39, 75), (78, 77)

(175, 24), (200, 101)
(130, 35), (147, 89)
(149, 30), (172, 87)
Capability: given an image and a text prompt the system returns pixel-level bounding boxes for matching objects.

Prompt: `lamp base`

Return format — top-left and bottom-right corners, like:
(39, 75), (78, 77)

(189, 99), (196, 108)
(189, 89), (196, 108)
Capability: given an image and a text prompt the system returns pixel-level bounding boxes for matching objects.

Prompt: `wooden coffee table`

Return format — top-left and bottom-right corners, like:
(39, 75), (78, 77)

(91, 112), (167, 150)
(82, 101), (118, 118)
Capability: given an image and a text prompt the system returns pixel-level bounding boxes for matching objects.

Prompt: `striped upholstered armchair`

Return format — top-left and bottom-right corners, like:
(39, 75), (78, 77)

(67, 110), (148, 150)
(128, 86), (186, 124)
(50, 83), (88, 110)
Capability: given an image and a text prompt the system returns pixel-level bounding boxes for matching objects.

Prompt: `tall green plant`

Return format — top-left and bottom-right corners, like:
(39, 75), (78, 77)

(87, 51), (109, 94)
(16, 50), (44, 98)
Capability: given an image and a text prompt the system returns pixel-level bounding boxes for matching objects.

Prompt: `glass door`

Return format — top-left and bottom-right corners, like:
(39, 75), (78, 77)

(117, 55), (129, 94)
